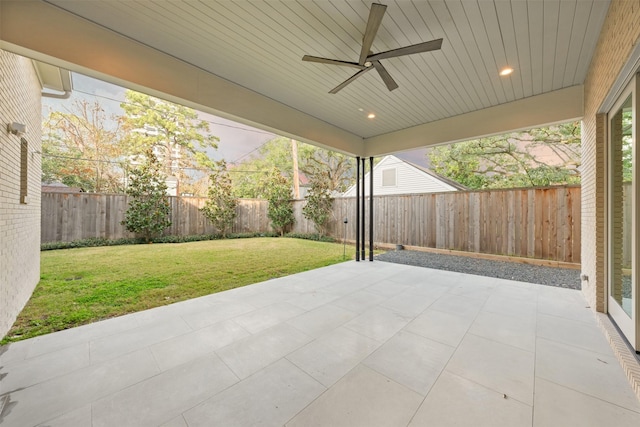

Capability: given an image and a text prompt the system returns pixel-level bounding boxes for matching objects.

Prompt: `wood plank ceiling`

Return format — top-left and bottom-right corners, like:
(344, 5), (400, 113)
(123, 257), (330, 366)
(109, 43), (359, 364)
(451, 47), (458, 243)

(45, 0), (609, 139)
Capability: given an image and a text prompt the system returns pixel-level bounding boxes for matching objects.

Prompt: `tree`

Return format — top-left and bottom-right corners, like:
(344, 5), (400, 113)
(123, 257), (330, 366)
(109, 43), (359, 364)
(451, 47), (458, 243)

(264, 168), (295, 236)
(302, 174), (334, 238)
(122, 148), (171, 242)
(428, 122), (581, 189)
(42, 99), (124, 192)
(231, 137), (356, 198)
(300, 149), (355, 193)
(200, 160), (237, 237)
(120, 90), (219, 190)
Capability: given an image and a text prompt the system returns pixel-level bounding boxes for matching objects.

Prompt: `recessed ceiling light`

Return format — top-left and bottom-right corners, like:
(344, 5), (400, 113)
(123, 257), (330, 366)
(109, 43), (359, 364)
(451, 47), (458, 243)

(499, 67), (514, 76)
(358, 108), (364, 112)
(367, 113), (376, 119)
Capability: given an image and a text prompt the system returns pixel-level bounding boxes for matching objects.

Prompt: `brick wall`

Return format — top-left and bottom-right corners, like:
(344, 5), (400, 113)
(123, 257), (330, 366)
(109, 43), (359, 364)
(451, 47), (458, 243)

(582, 0), (640, 311)
(0, 50), (42, 337)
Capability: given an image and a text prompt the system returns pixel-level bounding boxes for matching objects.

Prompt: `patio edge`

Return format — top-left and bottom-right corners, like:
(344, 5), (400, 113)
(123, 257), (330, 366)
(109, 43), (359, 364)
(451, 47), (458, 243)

(596, 313), (640, 402)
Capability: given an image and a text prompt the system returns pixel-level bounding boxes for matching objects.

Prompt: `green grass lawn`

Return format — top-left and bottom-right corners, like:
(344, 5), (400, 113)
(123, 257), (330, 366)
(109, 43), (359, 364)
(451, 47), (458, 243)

(2, 238), (349, 344)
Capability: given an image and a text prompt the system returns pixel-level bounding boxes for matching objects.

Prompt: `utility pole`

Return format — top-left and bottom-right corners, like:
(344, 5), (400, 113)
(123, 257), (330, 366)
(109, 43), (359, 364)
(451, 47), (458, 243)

(291, 139), (300, 199)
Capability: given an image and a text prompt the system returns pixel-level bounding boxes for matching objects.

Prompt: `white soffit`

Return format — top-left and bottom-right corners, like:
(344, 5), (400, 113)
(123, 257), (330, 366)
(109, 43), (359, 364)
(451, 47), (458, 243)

(1, 0), (609, 156)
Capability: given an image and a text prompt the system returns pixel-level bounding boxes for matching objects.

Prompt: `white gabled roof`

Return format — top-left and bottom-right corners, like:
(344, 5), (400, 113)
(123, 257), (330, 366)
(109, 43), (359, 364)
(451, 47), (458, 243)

(342, 155), (465, 197)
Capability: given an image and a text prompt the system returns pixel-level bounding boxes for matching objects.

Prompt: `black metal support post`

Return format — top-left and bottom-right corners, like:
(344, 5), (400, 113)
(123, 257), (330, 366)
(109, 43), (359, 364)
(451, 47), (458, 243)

(369, 156), (374, 261)
(355, 156), (360, 261)
(360, 157), (366, 261)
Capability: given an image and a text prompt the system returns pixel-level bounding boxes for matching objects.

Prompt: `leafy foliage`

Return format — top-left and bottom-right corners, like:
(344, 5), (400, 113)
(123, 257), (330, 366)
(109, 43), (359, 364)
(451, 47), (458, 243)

(302, 174), (334, 238)
(122, 149), (171, 242)
(284, 233), (336, 243)
(41, 232), (281, 251)
(428, 122), (581, 189)
(231, 137), (356, 198)
(42, 100), (124, 192)
(265, 168), (295, 236)
(120, 90), (219, 194)
(200, 160), (238, 237)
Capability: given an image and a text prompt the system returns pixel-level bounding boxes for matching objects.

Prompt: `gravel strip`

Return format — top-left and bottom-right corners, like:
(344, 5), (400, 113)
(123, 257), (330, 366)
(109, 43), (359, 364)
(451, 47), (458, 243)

(376, 249), (581, 290)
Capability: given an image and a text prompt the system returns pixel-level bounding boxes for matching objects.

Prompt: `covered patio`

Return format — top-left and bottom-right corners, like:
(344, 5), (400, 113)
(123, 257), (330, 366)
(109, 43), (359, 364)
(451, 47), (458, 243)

(1, 262), (638, 426)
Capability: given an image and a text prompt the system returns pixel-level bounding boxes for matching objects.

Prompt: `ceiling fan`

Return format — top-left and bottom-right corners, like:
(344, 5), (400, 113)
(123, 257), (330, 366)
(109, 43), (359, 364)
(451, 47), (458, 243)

(302, 2), (443, 94)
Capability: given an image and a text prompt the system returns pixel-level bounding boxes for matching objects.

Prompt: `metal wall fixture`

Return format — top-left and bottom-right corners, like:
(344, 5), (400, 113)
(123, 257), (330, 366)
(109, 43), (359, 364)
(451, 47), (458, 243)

(7, 122), (26, 136)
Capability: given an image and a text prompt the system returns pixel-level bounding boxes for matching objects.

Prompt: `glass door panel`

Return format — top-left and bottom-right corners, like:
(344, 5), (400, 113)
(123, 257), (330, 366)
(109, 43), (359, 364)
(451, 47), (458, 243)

(608, 76), (638, 351)
(610, 94), (633, 317)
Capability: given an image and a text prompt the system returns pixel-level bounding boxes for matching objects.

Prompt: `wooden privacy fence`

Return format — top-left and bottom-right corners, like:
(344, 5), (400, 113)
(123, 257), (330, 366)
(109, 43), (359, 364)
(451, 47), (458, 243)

(324, 185), (581, 263)
(42, 185), (581, 263)
(41, 193), (271, 243)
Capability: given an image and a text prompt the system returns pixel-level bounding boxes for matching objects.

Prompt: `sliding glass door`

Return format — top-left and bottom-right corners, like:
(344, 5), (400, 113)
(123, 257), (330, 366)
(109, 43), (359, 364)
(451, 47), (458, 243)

(608, 76), (639, 351)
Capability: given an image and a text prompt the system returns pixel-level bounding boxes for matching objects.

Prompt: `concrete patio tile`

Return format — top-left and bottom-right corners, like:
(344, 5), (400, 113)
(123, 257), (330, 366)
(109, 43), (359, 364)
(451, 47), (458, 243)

(91, 353), (238, 427)
(363, 331), (454, 395)
(129, 295), (218, 324)
(533, 378), (640, 427)
(429, 293), (484, 318)
(378, 288), (440, 317)
(181, 301), (255, 330)
(285, 290), (341, 311)
(184, 358), (325, 427)
(24, 313), (142, 359)
(286, 364), (423, 427)
(36, 404), (92, 427)
(537, 294), (595, 324)
(286, 304), (357, 338)
(447, 334), (535, 405)
(332, 290), (387, 314)
(536, 313), (612, 355)
(320, 278), (372, 296)
(447, 280), (496, 300)
(409, 371), (532, 427)
(365, 280), (411, 298)
(343, 305), (412, 342)
(160, 415), (188, 427)
(385, 269), (434, 286)
(216, 323), (312, 379)
(0, 340), (32, 366)
(469, 310), (536, 352)
(89, 317), (192, 364)
(482, 293), (538, 322)
(404, 307), (475, 347)
(0, 348), (159, 427)
(150, 319), (249, 371)
(0, 342), (89, 394)
(232, 301), (305, 334)
(535, 337), (640, 412)
(537, 284), (584, 302)
(492, 282), (539, 301)
(287, 326), (381, 387)
(238, 289), (302, 309)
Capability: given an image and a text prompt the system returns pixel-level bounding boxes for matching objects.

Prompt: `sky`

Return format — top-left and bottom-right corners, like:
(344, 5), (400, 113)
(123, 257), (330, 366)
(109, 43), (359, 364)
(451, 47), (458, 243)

(42, 72), (430, 167)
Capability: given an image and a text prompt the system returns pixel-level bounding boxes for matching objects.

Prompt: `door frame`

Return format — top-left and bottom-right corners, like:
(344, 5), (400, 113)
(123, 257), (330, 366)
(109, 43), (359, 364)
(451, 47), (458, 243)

(607, 74), (640, 351)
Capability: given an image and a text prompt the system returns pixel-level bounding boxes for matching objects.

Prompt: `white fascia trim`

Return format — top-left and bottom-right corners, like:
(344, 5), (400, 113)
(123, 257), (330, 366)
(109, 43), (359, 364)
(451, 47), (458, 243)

(364, 85), (584, 157)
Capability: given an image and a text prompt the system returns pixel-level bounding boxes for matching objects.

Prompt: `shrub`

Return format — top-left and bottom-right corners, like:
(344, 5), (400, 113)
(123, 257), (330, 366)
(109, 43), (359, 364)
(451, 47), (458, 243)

(200, 160), (237, 237)
(265, 168), (295, 236)
(122, 149), (171, 242)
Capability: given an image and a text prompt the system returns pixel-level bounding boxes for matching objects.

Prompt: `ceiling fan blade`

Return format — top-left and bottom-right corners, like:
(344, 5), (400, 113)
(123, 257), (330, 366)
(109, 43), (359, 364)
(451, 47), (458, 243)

(372, 61), (399, 91)
(359, 3), (387, 65)
(329, 67), (374, 94)
(302, 55), (365, 69)
(368, 38), (443, 62)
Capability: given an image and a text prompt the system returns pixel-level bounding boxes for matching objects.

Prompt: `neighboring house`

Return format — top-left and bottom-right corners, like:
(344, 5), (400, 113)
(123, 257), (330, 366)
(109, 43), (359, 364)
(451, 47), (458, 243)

(0, 51), (71, 336)
(342, 155), (465, 197)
